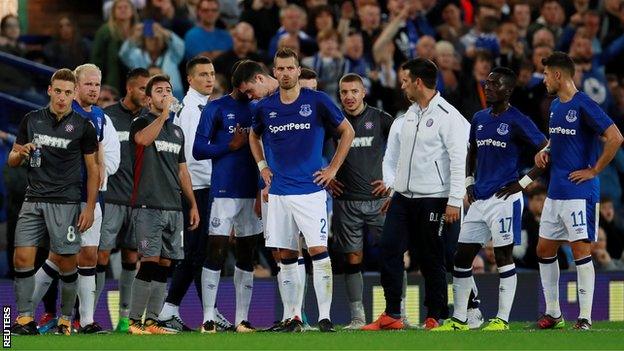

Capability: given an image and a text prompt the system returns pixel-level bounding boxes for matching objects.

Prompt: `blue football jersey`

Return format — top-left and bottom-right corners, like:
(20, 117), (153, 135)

(548, 92), (613, 200)
(72, 100), (105, 203)
(471, 106), (546, 199)
(252, 88), (344, 195)
(194, 95), (258, 198)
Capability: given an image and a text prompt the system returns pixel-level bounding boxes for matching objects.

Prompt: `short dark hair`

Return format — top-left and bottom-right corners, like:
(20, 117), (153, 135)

(541, 51), (575, 77)
(339, 73), (364, 86)
(528, 183), (547, 198)
(600, 196), (613, 204)
(491, 66), (517, 89)
(274, 47), (299, 66)
(145, 74), (171, 96)
(300, 68), (318, 80)
(186, 55), (213, 76)
(541, 0), (561, 8)
(126, 67), (150, 82)
(50, 68), (76, 85)
(400, 58), (438, 89)
(231, 60), (269, 88)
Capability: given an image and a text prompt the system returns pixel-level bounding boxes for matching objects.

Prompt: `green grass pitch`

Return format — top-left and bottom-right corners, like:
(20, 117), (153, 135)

(9, 322), (624, 350)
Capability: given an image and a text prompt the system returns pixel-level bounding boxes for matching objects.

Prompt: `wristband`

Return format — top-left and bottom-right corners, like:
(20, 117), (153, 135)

(465, 176), (475, 188)
(518, 175), (533, 189)
(541, 146), (551, 153)
(257, 160), (268, 171)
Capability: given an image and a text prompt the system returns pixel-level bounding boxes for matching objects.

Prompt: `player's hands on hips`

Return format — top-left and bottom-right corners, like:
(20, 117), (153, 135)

(327, 179), (345, 197)
(380, 197), (392, 214)
(77, 207), (95, 232)
(495, 182), (522, 200)
(228, 124), (249, 150)
(261, 186), (269, 203)
(313, 166), (338, 188)
(445, 205), (460, 223)
(261, 167), (273, 188)
(371, 180), (389, 197)
(188, 205), (200, 230)
(569, 167), (598, 184)
(466, 185), (476, 204)
(535, 150), (549, 168)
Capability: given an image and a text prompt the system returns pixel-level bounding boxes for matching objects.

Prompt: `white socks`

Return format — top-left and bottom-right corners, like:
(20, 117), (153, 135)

(280, 261), (300, 320)
(539, 256), (561, 317)
(158, 302), (180, 321)
(575, 256), (594, 323)
(234, 266), (254, 325)
(312, 254), (332, 321)
(297, 257), (306, 318)
(497, 264), (517, 322)
(32, 259), (59, 310)
(77, 266), (97, 326)
(451, 266), (473, 322)
(201, 268), (220, 323)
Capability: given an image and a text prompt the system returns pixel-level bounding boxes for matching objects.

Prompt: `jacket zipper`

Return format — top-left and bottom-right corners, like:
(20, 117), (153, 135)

(405, 113), (423, 195)
(434, 161), (444, 185)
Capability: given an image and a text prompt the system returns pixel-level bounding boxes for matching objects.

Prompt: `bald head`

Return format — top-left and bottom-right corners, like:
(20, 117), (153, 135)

(232, 21), (255, 56)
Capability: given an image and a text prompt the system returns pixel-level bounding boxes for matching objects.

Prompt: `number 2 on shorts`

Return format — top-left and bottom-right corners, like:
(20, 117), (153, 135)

(320, 218), (327, 234)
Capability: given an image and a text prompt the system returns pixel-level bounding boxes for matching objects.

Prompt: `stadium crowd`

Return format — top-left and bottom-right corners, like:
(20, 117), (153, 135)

(1, 0), (624, 334)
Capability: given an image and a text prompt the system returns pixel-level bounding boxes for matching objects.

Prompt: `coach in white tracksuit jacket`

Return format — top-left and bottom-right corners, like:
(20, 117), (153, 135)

(370, 58), (470, 328)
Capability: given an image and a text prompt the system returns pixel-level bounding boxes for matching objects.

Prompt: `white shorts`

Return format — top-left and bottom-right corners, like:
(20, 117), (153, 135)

(459, 192), (523, 247)
(539, 197), (599, 242)
(266, 191), (328, 250)
(80, 202), (102, 247)
(209, 198), (263, 237)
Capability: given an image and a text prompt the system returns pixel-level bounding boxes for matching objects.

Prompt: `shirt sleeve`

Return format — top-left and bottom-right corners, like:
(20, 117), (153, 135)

(469, 115), (477, 144)
(440, 110), (469, 208)
(251, 101), (265, 136)
(579, 94), (614, 134)
(316, 91), (345, 128)
(192, 102), (230, 160)
(80, 119), (99, 154)
(381, 110), (394, 139)
(178, 127), (186, 163)
(130, 117), (150, 144)
(515, 113), (547, 149)
(102, 114), (121, 177)
(383, 116), (404, 189)
(15, 113), (30, 145)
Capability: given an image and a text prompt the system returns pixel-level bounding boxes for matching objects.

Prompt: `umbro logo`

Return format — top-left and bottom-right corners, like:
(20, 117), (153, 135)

(227, 113), (235, 120)
(477, 125), (483, 131)
(269, 111), (277, 119)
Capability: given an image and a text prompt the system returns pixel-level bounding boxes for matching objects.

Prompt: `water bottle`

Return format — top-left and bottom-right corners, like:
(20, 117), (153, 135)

(30, 137), (42, 168)
(169, 98), (182, 114)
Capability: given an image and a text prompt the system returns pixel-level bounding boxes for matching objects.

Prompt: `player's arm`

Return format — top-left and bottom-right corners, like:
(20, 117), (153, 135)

(134, 96), (174, 146)
(78, 122), (99, 232)
(249, 129), (272, 188)
(314, 119), (355, 187)
(192, 104), (233, 160)
(8, 114), (35, 167)
(570, 124), (623, 183)
(179, 162), (199, 230)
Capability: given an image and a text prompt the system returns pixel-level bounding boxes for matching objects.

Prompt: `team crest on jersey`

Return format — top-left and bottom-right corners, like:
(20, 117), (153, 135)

(227, 113), (235, 120)
(65, 123), (74, 133)
(364, 121), (374, 130)
(426, 119), (434, 127)
(497, 123), (509, 135)
(174, 129), (182, 139)
(211, 217), (221, 228)
(269, 111), (278, 119)
(566, 110), (578, 123)
(299, 104), (312, 117)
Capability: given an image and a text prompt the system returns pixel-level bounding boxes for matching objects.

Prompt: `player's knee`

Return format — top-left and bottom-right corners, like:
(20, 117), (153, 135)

(97, 250), (111, 265)
(307, 245), (327, 257)
(344, 262), (361, 274)
(279, 249), (299, 261)
(346, 252), (363, 265)
(536, 240), (558, 259)
(454, 243), (480, 269)
(121, 249), (138, 264)
(271, 248), (281, 263)
(13, 248), (35, 269)
(204, 236), (229, 270)
(78, 247), (98, 267)
(571, 240), (591, 260)
(136, 261), (158, 282)
(494, 245), (514, 267)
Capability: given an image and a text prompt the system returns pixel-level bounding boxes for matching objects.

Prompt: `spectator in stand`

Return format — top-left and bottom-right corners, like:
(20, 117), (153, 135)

(276, 33), (301, 59)
(511, 1), (531, 41)
(496, 20), (524, 72)
(141, 0), (194, 38)
(0, 14), (25, 57)
(184, 0), (233, 60)
(92, 0), (140, 93)
(459, 4), (500, 56)
(98, 85), (120, 108)
(213, 22), (264, 90)
(456, 50), (492, 121)
(532, 28), (556, 50)
(372, 0), (435, 68)
(355, 0), (382, 67)
(217, 0), (242, 28)
(43, 15), (91, 70)
(592, 228), (624, 270)
(510, 61), (549, 135)
(307, 5), (336, 39)
(119, 21), (185, 99)
(302, 29), (345, 103)
(599, 197), (624, 261)
(434, 40), (460, 103)
(599, 149), (624, 211)
(436, 2), (469, 52)
(240, 0), (285, 51)
(344, 30), (371, 86)
(526, 0), (565, 44)
(267, 4), (316, 58)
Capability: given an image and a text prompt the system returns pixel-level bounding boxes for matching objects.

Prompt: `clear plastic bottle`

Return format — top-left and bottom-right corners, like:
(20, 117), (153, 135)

(30, 136), (42, 168)
(169, 98), (183, 114)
